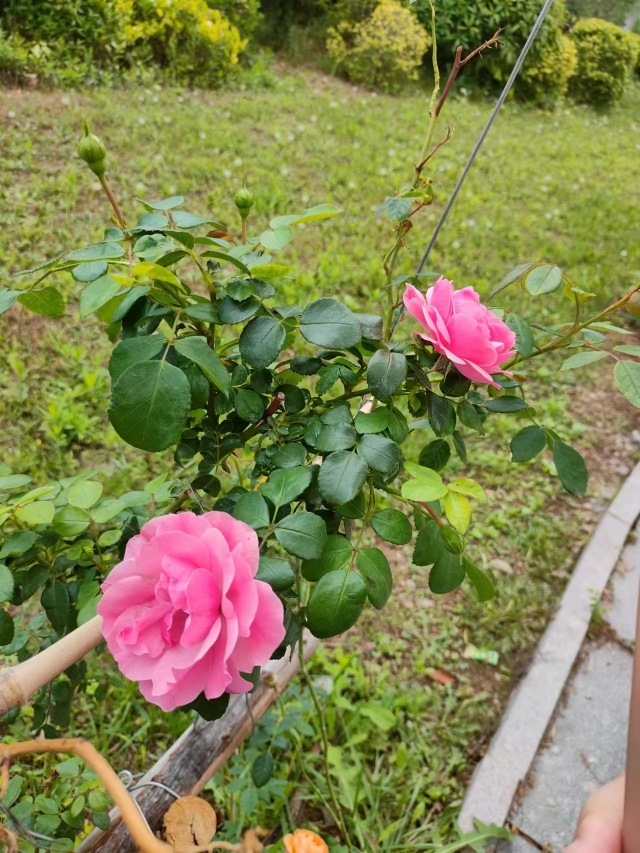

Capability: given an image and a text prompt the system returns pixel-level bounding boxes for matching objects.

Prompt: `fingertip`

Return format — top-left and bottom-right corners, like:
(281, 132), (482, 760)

(565, 822), (622, 853)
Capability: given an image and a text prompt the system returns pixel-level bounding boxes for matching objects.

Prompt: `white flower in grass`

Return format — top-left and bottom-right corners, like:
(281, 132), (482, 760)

(621, 250), (628, 258)
(234, 157), (243, 167)
(199, 132), (206, 140)
(223, 168), (232, 178)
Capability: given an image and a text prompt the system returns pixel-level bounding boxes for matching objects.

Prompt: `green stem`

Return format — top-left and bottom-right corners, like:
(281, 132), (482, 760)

(510, 282), (640, 367)
(383, 5), (440, 341)
(296, 577), (354, 849)
(379, 484), (444, 526)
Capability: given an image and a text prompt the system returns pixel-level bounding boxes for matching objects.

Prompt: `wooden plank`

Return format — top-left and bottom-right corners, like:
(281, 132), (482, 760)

(79, 634), (320, 853)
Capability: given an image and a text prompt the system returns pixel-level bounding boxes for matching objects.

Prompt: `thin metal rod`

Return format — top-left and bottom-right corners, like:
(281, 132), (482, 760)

(623, 583), (640, 851)
(391, 0), (557, 337)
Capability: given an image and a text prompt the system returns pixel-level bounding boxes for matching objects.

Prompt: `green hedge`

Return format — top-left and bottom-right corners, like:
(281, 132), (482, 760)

(568, 17), (639, 105)
(0, 0), (253, 87)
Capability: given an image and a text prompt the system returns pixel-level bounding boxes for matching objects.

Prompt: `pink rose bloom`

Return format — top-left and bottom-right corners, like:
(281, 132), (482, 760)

(97, 511), (285, 712)
(404, 278), (516, 386)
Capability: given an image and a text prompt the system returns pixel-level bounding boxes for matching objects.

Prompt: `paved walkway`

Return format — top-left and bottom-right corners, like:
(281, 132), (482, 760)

(498, 534), (640, 851)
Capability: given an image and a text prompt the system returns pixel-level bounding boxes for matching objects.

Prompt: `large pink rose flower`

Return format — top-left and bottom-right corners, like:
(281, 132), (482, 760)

(97, 512), (286, 712)
(404, 278), (516, 386)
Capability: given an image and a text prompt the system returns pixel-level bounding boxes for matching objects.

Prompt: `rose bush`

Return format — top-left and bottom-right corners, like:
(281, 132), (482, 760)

(98, 512), (285, 711)
(2, 30), (640, 851)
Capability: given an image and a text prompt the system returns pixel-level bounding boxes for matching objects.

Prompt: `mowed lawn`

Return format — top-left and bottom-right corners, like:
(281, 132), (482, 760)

(1, 67), (640, 847)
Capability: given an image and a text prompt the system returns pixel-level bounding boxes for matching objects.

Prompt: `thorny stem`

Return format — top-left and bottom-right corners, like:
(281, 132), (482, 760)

(98, 174), (134, 275)
(434, 29), (503, 118)
(509, 281), (640, 367)
(383, 12), (500, 342)
(380, 484), (443, 526)
(98, 175), (127, 230)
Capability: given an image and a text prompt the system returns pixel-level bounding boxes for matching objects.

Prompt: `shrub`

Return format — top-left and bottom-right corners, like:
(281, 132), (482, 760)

(412, 0), (572, 101)
(320, 0), (380, 27)
(0, 28), (32, 81)
(566, 0), (636, 26)
(114, 0), (246, 85)
(0, 0), (246, 86)
(518, 32), (578, 107)
(630, 31), (640, 77)
(327, 0), (430, 92)
(207, 0), (262, 41)
(568, 17), (639, 104)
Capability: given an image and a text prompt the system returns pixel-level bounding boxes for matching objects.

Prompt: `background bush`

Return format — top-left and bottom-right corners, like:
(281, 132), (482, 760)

(0, 28), (32, 82)
(0, 0), (250, 86)
(568, 17), (639, 104)
(411, 0), (574, 104)
(566, 0), (637, 25)
(327, 0), (429, 92)
(208, 0), (263, 40)
(116, 0), (246, 86)
(632, 31), (640, 76)
(518, 31), (578, 107)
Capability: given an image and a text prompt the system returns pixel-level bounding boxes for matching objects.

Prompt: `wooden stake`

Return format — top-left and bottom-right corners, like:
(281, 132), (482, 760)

(623, 588), (640, 851)
(0, 615), (104, 715)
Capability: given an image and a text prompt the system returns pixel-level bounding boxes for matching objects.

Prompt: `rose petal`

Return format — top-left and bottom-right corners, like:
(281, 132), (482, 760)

(100, 511), (282, 712)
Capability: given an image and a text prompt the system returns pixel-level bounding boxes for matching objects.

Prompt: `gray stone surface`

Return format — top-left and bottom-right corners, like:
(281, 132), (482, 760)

(609, 538), (640, 644)
(458, 502), (634, 832)
(499, 642), (632, 852)
(606, 465), (640, 527)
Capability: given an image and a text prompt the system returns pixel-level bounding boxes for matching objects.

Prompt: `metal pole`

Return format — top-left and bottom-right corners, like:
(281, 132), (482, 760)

(391, 0), (557, 338)
(623, 586), (640, 851)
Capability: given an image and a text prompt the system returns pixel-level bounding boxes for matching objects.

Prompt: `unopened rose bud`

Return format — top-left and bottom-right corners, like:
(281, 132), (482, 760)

(78, 120), (106, 178)
(262, 672), (277, 688)
(628, 291), (640, 318)
(234, 185), (254, 219)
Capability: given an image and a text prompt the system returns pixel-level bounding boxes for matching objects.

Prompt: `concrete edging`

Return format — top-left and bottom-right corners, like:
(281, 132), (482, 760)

(458, 461), (640, 832)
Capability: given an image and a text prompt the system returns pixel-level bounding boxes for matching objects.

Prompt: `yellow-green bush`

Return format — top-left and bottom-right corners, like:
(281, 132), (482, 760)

(208, 0), (262, 41)
(0, 0), (246, 86)
(631, 32), (640, 77)
(0, 28), (31, 81)
(569, 17), (639, 105)
(518, 32), (578, 107)
(327, 0), (429, 93)
(115, 0), (245, 84)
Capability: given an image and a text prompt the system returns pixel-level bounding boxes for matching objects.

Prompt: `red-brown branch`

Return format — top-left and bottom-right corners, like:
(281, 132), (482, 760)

(435, 29), (503, 117)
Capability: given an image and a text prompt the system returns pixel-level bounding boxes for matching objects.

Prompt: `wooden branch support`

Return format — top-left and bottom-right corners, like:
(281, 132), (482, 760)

(0, 616), (104, 716)
(78, 633), (320, 853)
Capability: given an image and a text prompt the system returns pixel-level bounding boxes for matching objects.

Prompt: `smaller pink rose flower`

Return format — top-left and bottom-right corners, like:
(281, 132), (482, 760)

(97, 511), (286, 712)
(403, 278), (516, 386)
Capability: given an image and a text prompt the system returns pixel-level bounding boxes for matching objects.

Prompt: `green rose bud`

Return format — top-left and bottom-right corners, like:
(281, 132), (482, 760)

(78, 120), (107, 178)
(234, 185), (254, 219)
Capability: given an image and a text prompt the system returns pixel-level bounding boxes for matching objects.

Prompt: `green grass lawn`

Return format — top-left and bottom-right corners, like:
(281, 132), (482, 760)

(2, 67), (640, 850)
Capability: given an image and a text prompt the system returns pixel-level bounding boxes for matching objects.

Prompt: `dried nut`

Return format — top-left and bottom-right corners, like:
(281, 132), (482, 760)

(163, 795), (217, 846)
